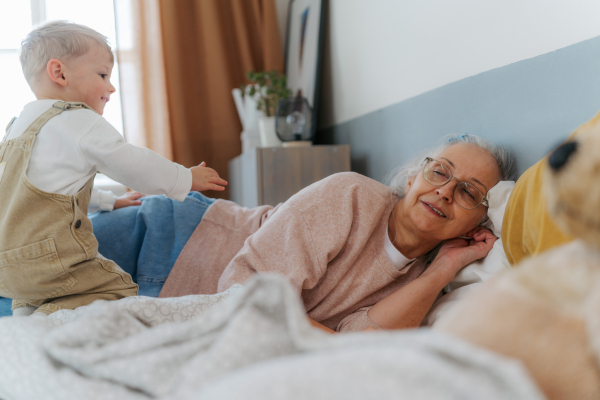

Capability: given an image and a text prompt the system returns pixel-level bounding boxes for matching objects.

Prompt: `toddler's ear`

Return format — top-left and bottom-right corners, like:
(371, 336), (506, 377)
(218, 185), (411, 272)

(46, 59), (67, 87)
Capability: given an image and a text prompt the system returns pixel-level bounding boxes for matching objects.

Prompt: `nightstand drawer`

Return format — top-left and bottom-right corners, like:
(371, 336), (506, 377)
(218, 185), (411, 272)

(228, 145), (350, 207)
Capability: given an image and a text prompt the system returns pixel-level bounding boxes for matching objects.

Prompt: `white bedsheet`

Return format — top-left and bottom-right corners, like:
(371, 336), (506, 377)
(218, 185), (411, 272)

(0, 274), (544, 400)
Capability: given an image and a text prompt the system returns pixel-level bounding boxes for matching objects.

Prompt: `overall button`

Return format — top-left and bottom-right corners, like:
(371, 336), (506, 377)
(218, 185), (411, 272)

(75, 220), (82, 229)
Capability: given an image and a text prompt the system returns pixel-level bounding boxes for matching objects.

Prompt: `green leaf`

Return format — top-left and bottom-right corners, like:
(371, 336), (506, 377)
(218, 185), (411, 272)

(239, 69), (294, 113)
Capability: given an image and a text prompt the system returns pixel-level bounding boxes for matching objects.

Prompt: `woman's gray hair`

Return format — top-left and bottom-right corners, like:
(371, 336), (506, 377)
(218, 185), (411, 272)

(385, 134), (517, 199)
(20, 20), (113, 86)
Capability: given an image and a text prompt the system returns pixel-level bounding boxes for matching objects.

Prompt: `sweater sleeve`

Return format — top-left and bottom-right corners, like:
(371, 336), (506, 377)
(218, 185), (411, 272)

(79, 118), (192, 201)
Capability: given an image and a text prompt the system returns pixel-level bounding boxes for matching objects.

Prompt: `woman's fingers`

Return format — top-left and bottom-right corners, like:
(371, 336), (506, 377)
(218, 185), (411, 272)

(439, 230), (497, 268)
(467, 236), (497, 260)
(475, 231), (497, 245)
(465, 226), (496, 242)
(466, 226), (488, 236)
(465, 227), (496, 248)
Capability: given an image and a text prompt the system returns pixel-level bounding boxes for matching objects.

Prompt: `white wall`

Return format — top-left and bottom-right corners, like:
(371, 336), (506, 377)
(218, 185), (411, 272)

(313, 0), (600, 128)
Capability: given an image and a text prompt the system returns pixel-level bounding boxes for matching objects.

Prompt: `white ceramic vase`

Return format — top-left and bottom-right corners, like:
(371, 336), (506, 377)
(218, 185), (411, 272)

(258, 116), (282, 147)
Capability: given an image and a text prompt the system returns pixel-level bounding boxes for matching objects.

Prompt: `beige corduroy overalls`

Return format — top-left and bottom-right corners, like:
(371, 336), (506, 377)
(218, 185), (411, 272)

(0, 101), (138, 315)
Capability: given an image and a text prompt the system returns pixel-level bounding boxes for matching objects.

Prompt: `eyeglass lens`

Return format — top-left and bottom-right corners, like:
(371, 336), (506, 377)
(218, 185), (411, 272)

(423, 160), (483, 209)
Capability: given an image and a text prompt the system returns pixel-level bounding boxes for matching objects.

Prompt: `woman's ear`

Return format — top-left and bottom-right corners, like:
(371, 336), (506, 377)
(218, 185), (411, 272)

(404, 176), (414, 194)
(46, 59), (68, 87)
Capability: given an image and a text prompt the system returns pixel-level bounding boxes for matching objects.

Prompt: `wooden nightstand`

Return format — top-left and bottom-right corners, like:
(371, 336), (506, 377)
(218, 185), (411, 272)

(228, 145), (351, 208)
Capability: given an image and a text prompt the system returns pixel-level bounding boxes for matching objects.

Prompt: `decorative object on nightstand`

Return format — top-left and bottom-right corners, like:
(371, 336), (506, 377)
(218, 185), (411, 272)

(285, 0), (325, 145)
(258, 116), (281, 148)
(232, 88), (262, 152)
(240, 71), (293, 149)
(228, 145), (350, 208)
(275, 96), (313, 147)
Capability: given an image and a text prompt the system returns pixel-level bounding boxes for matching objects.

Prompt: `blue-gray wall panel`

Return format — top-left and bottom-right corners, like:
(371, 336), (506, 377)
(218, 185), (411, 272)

(317, 35), (600, 181)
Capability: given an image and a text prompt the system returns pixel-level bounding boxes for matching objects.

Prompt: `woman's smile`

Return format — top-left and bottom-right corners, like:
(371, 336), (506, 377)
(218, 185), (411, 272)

(421, 201), (446, 218)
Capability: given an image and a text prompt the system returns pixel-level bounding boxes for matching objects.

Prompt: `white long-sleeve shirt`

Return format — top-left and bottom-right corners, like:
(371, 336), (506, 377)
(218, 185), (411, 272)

(89, 187), (119, 213)
(4, 100), (192, 209)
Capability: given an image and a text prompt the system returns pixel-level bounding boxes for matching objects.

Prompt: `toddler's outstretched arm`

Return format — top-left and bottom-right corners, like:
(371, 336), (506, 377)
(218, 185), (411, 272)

(191, 162), (227, 192)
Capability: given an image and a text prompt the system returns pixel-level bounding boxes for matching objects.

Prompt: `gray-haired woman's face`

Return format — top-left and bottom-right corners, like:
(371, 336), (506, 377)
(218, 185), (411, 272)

(400, 143), (501, 241)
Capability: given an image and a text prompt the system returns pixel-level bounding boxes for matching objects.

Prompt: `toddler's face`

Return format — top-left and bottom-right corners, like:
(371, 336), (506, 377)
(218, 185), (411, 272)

(64, 45), (115, 115)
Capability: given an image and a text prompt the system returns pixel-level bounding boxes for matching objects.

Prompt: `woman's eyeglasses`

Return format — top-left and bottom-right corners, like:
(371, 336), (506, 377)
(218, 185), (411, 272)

(422, 157), (489, 209)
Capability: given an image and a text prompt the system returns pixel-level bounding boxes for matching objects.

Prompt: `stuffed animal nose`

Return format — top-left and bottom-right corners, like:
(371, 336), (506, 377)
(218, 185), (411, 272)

(548, 141), (578, 171)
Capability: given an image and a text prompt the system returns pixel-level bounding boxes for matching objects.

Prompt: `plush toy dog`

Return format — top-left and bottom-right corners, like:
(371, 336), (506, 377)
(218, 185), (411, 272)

(434, 112), (600, 400)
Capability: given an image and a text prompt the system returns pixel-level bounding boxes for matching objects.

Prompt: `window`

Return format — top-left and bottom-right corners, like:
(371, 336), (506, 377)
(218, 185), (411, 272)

(0, 0), (123, 135)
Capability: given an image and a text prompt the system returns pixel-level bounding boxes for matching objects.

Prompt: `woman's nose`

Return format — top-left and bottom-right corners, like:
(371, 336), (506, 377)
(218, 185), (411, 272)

(436, 181), (456, 201)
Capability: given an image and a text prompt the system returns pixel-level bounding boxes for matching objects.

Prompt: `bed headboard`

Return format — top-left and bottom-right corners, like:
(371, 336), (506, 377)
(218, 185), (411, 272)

(318, 35), (600, 181)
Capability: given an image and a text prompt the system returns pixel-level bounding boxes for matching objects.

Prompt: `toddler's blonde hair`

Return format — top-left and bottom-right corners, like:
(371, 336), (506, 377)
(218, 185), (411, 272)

(20, 20), (113, 86)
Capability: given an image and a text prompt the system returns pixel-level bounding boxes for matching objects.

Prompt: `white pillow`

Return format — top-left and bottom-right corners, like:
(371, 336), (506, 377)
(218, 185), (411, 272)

(423, 180), (515, 326)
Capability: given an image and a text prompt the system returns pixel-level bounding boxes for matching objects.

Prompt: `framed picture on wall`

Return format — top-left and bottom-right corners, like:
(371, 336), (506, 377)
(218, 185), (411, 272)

(285, 0), (325, 137)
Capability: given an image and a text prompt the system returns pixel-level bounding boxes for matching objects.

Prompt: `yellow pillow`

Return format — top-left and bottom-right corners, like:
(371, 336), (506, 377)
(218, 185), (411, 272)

(501, 111), (600, 265)
(502, 154), (572, 266)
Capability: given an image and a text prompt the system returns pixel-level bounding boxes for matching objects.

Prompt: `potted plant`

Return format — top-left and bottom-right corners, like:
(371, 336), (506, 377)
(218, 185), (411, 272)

(241, 70), (293, 147)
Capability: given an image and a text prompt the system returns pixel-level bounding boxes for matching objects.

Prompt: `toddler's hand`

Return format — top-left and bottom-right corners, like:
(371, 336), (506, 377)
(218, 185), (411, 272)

(113, 191), (145, 210)
(190, 162), (227, 192)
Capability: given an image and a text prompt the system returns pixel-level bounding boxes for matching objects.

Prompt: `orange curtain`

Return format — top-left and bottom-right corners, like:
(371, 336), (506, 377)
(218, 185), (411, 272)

(114, 0), (173, 160)
(114, 0), (283, 199)
(159, 0), (284, 199)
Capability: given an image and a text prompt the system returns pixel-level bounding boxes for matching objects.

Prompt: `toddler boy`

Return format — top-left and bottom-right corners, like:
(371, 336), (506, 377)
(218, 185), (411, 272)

(0, 21), (227, 315)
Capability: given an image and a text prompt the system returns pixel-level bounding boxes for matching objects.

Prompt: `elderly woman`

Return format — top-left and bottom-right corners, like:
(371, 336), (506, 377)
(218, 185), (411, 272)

(93, 134), (515, 332)
(177, 134), (515, 332)
(0, 135), (513, 328)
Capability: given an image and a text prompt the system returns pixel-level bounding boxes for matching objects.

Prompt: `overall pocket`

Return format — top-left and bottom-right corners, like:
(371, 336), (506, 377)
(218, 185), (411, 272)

(0, 238), (76, 299)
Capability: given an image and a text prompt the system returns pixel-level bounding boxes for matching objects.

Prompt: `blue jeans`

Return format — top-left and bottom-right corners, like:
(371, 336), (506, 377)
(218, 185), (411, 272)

(0, 192), (214, 316)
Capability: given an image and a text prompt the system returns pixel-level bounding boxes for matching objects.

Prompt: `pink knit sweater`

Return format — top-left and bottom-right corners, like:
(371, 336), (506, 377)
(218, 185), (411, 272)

(160, 172), (428, 331)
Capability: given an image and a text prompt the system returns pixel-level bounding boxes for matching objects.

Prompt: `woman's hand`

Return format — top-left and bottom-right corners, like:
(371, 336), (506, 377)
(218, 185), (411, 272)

(113, 191), (145, 210)
(424, 226), (497, 283)
(367, 227), (497, 330)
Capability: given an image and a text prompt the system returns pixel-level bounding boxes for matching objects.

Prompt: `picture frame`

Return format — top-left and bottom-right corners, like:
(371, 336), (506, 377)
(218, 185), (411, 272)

(284, 0), (325, 138)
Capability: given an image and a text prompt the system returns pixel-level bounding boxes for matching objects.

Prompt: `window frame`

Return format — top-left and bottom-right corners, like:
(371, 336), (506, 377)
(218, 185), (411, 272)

(0, 0), (124, 134)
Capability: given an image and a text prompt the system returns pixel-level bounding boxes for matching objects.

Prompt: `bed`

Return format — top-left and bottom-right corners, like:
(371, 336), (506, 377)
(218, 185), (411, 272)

(0, 128), (565, 399)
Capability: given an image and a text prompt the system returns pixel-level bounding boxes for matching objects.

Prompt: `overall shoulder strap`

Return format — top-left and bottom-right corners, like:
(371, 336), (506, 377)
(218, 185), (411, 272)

(1, 117), (16, 143)
(51, 101), (94, 112)
(20, 101), (94, 139)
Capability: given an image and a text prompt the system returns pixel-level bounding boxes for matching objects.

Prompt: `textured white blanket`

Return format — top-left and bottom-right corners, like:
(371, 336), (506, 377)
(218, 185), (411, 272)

(0, 274), (544, 400)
